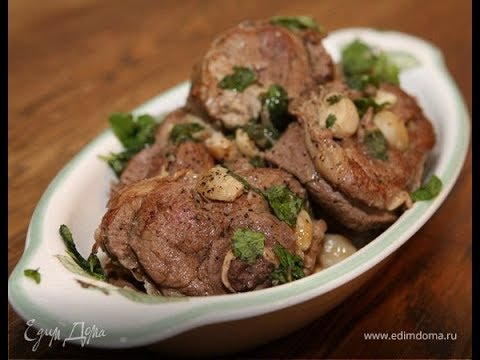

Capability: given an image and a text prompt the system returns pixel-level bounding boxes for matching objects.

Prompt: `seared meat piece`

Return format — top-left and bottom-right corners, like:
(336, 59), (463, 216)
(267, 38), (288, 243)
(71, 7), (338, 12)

(118, 108), (215, 188)
(187, 20), (334, 129)
(227, 257), (274, 292)
(265, 123), (397, 231)
(268, 81), (435, 231)
(95, 168), (326, 296)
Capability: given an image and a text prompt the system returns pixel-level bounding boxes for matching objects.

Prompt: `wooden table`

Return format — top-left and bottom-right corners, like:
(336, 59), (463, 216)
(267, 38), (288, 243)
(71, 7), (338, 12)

(8, 0), (471, 358)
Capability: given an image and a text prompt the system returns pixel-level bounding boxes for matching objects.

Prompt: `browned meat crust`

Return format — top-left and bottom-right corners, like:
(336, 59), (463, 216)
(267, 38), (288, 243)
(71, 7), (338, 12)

(95, 168), (325, 296)
(291, 82), (435, 211)
(187, 21), (334, 129)
(118, 108), (214, 188)
(266, 123), (397, 231)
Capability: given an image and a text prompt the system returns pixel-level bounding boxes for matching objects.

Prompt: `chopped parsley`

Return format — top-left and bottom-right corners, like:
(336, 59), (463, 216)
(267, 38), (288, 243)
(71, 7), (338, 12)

(363, 130), (389, 161)
(326, 94), (343, 105)
(270, 16), (323, 32)
(232, 228), (266, 264)
(345, 74), (380, 91)
(341, 39), (400, 90)
(101, 113), (157, 177)
(223, 168), (303, 227)
(223, 167), (264, 196)
(325, 114), (337, 129)
(169, 122), (204, 145)
(411, 175), (442, 202)
(372, 53), (400, 86)
(109, 113), (157, 151)
(250, 155), (266, 168)
(243, 121), (279, 149)
(270, 244), (305, 285)
(342, 40), (377, 75)
(24, 268), (41, 284)
(264, 185), (304, 226)
(99, 149), (137, 177)
(218, 66), (257, 92)
(59, 225), (107, 281)
(260, 84), (291, 131)
(353, 97), (390, 118)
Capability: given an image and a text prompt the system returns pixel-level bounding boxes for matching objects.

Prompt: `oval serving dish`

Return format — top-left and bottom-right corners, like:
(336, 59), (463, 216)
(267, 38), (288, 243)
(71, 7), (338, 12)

(8, 28), (470, 356)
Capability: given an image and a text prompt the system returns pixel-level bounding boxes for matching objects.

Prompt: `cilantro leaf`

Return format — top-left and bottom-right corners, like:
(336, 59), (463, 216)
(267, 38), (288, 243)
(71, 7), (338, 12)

(101, 113), (157, 177)
(270, 244), (305, 285)
(372, 53), (400, 85)
(264, 185), (303, 226)
(260, 84), (292, 132)
(342, 40), (377, 75)
(411, 175), (442, 202)
(223, 167), (265, 196)
(270, 16), (323, 32)
(243, 122), (279, 150)
(345, 73), (379, 91)
(353, 97), (390, 118)
(109, 113), (156, 152)
(232, 228), (266, 264)
(250, 155), (266, 168)
(218, 67), (257, 92)
(98, 149), (136, 177)
(326, 94), (343, 105)
(341, 39), (400, 90)
(363, 130), (389, 161)
(24, 268), (41, 284)
(326, 114), (337, 129)
(59, 225), (107, 281)
(169, 123), (204, 145)
(223, 168), (303, 226)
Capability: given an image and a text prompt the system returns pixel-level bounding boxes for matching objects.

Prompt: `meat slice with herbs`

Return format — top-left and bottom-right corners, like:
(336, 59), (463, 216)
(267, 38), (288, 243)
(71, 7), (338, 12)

(94, 167), (327, 296)
(272, 80), (435, 231)
(187, 18), (334, 130)
(265, 122), (397, 231)
(117, 108), (215, 189)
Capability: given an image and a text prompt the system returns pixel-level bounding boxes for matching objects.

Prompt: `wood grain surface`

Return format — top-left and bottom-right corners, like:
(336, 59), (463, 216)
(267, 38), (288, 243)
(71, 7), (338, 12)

(8, 0), (472, 358)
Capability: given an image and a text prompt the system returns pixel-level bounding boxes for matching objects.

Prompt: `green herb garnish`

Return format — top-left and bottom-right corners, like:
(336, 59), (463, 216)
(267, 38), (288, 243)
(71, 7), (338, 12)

(232, 228), (266, 264)
(99, 149), (137, 177)
(270, 244), (305, 285)
(223, 168), (303, 226)
(101, 113), (157, 177)
(250, 155), (266, 168)
(345, 74), (379, 91)
(342, 40), (376, 75)
(353, 97), (390, 118)
(218, 66), (257, 92)
(243, 122), (279, 149)
(24, 268), (41, 284)
(411, 175), (442, 202)
(264, 185), (304, 226)
(325, 114), (337, 129)
(341, 39), (400, 90)
(270, 16), (323, 32)
(260, 84), (291, 131)
(169, 123), (204, 145)
(224, 167), (265, 196)
(326, 94), (343, 105)
(363, 130), (389, 161)
(59, 225), (107, 281)
(109, 113), (157, 151)
(372, 53), (400, 86)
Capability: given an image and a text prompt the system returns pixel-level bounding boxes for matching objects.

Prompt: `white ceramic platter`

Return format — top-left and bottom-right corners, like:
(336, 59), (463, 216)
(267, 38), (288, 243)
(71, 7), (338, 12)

(8, 28), (470, 354)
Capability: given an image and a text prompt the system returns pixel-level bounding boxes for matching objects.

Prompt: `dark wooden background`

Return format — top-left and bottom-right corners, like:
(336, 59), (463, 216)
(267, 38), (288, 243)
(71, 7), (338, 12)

(8, 0), (472, 358)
